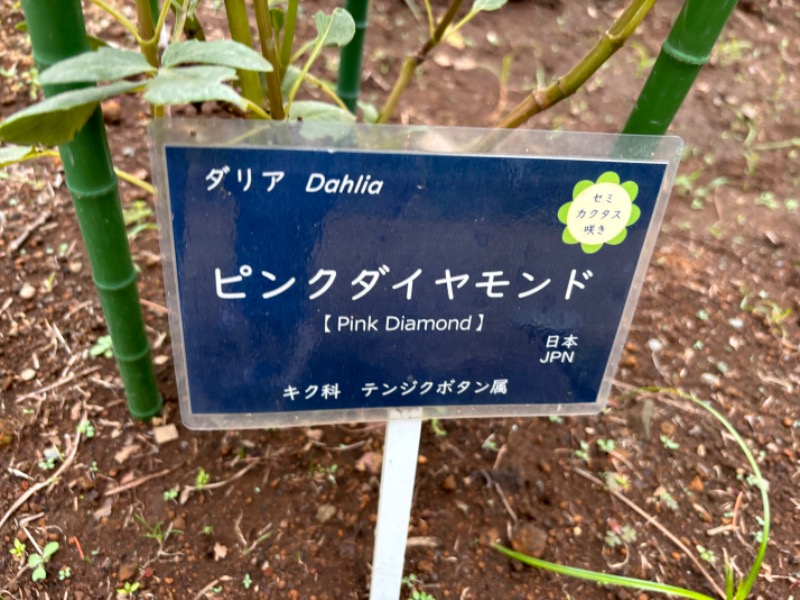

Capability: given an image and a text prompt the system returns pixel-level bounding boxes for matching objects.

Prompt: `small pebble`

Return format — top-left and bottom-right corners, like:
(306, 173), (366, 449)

(441, 474), (457, 492)
(316, 504), (337, 523)
(20, 368), (36, 381)
(19, 283), (36, 300)
(510, 521), (547, 558)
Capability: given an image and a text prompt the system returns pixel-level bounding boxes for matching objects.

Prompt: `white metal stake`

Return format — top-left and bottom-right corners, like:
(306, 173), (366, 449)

(369, 416), (423, 600)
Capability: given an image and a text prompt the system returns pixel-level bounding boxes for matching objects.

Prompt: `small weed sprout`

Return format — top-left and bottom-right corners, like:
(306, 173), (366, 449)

(163, 487), (179, 502)
(201, 524), (214, 535)
(58, 566), (72, 580)
(660, 435), (680, 450)
(9, 538), (25, 561)
(89, 335), (114, 358)
(574, 440), (590, 463)
(38, 446), (62, 470)
(195, 467), (210, 490)
(548, 415), (564, 424)
(134, 514), (180, 546)
(76, 419), (95, 438)
(696, 545), (716, 565)
(403, 574), (437, 600)
(429, 418), (447, 437)
(38, 457), (56, 471)
(242, 573), (253, 590)
(603, 471), (631, 492)
(123, 200), (158, 240)
(604, 525), (637, 548)
(654, 489), (679, 511)
(28, 541), (59, 582)
(482, 434), (499, 452)
(309, 462), (339, 484)
(117, 581), (141, 597)
(597, 438), (616, 453)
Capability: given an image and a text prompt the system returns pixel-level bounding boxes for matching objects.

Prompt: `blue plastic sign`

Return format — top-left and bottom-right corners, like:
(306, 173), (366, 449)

(152, 122), (682, 428)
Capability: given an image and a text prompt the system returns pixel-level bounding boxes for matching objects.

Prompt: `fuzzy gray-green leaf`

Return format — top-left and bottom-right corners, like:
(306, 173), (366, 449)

(288, 100), (355, 123)
(470, 0), (507, 12)
(39, 48), (155, 85)
(161, 40), (273, 72)
(313, 9), (356, 49)
(0, 80), (141, 146)
(143, 66), (247, 109)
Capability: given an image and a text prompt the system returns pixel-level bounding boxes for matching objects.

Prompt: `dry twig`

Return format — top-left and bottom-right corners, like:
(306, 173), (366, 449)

(104, 468), (174, 497)
(10, 210), (52, 253)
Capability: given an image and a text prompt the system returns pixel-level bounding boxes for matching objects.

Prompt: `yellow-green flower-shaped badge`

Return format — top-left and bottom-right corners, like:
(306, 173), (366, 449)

(558, 171), (640, 254)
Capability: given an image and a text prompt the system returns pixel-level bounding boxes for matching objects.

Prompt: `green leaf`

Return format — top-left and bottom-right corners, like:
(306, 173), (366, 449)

(28, 554), (43, 568)
(0, 81), (141, 146)
(358, 101), (379, 124)
(288, 100), (355, 123)
(161, 40), (273, 72)
(143, 66), (247, 110)
(270, 8), (285, 34)
(0, 144), (35, 168)
(470, 0), (507, 12)
(286, 10), (354, 107)
(39, 48), (155, 85)
(42, 542), (59, 560)
(313, 8), (356, 49)
(31, 564), (46, 582)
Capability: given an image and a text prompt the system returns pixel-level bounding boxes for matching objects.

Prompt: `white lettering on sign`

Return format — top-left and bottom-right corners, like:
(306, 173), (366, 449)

(213, 266), (588, 302)
(306, 172), (384, 195)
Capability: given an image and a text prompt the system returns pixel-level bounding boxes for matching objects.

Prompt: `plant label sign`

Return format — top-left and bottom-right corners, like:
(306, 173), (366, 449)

(151, 121), (682, 429)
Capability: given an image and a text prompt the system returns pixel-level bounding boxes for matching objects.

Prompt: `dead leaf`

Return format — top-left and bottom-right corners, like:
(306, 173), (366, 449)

(153, 424), (179, 445)
(433, 53), (453, 68)
(213, 542), (228, 561)
(355, 451), (382, 475)
(304, 428), (324, 441)
(453, 56), (476, 71)
(93, 497), (114, 520)
(114, 444), (139, 464)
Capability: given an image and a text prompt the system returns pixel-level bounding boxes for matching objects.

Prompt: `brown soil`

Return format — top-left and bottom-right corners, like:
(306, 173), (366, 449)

(1, 0), (799, 598)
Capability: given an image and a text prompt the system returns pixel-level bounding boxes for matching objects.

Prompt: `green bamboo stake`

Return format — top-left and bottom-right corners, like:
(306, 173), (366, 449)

(337, 0), (370, 113)
(623, 0), (738, 135)
(22, 0), (162, 420)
